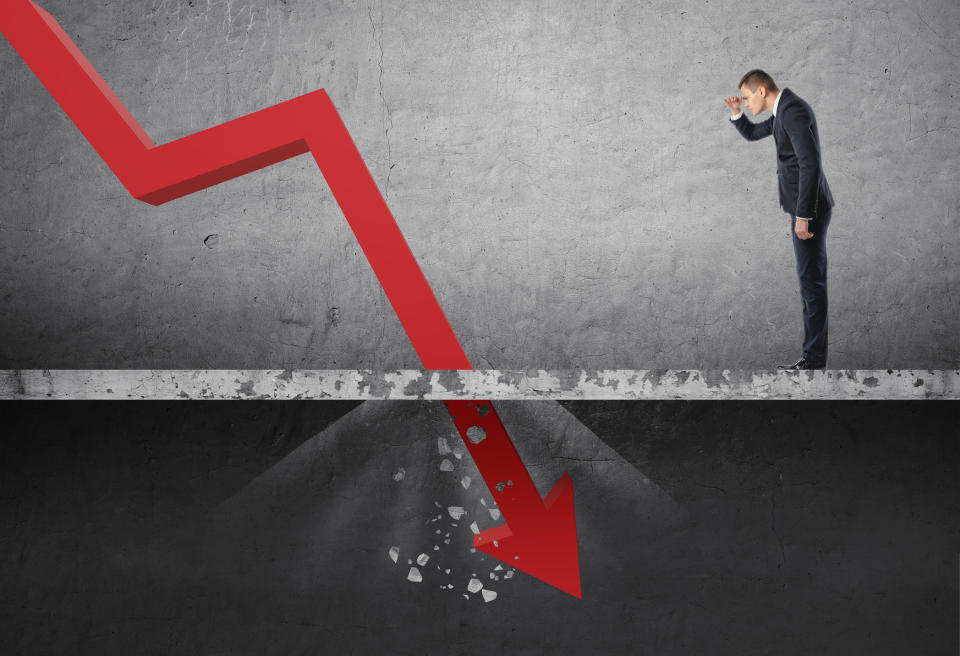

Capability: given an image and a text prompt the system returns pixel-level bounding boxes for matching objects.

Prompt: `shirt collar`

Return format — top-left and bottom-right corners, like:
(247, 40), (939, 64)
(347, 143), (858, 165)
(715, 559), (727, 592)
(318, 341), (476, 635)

(772, 89), (784, 117)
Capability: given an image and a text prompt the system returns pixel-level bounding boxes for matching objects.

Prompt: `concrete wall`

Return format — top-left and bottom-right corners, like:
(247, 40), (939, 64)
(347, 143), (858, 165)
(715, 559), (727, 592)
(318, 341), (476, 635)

(2, 0), (958, 369)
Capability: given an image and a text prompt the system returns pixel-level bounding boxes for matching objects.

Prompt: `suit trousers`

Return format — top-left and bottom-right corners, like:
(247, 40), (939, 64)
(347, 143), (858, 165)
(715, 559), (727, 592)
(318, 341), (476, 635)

(790, 209), (831, 365)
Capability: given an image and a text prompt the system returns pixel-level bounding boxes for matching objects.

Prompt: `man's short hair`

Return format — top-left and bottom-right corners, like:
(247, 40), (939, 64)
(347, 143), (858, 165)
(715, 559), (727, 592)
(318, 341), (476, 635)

(739, 69), (779, 93)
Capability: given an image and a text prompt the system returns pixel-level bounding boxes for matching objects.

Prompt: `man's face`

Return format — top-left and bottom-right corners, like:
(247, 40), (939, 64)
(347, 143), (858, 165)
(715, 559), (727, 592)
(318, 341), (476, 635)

(739, 84), (765, 116)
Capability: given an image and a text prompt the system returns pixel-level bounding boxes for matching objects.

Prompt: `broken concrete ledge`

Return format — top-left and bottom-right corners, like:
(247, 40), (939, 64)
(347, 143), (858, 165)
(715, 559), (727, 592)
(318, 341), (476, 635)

(1, 369), (957, 400)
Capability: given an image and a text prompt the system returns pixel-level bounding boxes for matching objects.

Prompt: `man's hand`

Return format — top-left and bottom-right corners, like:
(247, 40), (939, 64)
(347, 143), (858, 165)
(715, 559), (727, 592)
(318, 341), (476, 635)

(795, 218), (813, 240)
(723, 95), (742, 116)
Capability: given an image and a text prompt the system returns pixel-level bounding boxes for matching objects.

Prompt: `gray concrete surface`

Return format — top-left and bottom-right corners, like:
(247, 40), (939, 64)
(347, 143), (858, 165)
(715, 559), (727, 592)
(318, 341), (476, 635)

(1, 0), (958, 369)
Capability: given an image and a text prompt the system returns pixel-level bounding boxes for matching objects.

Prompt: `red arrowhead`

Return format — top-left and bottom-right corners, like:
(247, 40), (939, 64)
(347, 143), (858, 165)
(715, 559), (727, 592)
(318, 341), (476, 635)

(445, 401), (582, 598)
(474, 471), (581, 598)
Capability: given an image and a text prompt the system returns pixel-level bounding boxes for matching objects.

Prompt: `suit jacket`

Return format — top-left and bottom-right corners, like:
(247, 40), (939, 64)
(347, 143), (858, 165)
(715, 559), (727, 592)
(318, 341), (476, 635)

(732, 88), (834, 219)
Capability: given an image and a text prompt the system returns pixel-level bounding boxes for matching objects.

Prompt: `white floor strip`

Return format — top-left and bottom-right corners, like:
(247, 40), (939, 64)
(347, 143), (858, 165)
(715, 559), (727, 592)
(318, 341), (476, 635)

(1, 369), (958, 400)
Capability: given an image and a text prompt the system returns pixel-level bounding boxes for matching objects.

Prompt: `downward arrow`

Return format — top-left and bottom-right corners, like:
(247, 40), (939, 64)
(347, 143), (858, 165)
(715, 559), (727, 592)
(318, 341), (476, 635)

(2, 0), (582, 597)
(445, 401), (581, 598)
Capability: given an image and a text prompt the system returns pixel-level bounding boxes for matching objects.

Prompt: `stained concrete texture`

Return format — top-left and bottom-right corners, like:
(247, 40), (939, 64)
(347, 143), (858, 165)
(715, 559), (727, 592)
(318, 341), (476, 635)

(1, 0), (958, 369)
(4, 367), (960, 399)
(1, 400), (957, 654)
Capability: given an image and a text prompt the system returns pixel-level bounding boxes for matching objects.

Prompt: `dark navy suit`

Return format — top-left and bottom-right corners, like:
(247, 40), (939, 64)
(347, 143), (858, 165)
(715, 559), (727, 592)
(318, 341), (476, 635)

(731, 88), (835, 366)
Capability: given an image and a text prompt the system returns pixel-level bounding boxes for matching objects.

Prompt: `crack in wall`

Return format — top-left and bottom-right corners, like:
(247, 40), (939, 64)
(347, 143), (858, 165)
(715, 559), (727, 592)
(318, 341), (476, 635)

(367, 2), (393, 199)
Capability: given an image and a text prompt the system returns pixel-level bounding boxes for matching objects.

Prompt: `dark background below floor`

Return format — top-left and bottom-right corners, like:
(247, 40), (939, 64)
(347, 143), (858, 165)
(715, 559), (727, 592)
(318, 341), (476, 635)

(1, 400), (957, 655)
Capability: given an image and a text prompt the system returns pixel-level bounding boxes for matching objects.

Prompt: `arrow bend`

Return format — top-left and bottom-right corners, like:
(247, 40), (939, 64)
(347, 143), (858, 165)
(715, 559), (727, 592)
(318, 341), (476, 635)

(1, 0), (580, 597)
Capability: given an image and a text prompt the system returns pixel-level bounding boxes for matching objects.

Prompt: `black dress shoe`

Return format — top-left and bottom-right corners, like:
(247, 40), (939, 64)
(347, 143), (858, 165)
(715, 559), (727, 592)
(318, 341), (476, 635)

(777, 358), (825, 370)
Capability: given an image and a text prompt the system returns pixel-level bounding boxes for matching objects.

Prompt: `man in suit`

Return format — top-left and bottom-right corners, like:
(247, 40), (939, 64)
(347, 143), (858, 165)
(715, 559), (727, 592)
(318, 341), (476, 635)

(724, 69), (835, 370)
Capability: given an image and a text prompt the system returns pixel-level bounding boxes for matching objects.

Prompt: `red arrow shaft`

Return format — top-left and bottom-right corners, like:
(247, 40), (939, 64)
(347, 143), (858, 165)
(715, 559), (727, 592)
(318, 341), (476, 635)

(444, 401), (550, 530)
(1, 0), (469, 370)
(2, 4), (575, 590)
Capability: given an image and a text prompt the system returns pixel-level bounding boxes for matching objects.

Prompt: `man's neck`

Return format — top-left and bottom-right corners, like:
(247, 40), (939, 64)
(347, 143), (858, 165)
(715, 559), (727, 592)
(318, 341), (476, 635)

(768, 89), (782, 114)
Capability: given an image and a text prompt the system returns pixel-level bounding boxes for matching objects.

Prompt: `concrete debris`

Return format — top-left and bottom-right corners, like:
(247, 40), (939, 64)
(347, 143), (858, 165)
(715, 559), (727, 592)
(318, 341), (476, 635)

(447, 506), (466, 520)
(388, 546), (399, 563)
(417, 553), (430, 566)
(461, 475), (471, 489)
(489, 508), (501, 520)
(467, 578), (483, 594)
(482, 590), (498, 603)
(469, 521), (480, 534)
(440, 459), (454, 471)
(494, 565), (503, 571)
(407, 567), (422, 583)
(505, 570), (514, 579)
(453, 449), (463, 460)
(393, 467), (405, 482)
(466, 425), (487, 444)
(437, 437), (452, 455)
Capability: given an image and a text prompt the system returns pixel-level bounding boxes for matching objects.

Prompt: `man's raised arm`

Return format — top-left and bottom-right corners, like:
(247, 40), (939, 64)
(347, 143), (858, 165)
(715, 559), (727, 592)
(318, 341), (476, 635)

(724, 95), (774, 141)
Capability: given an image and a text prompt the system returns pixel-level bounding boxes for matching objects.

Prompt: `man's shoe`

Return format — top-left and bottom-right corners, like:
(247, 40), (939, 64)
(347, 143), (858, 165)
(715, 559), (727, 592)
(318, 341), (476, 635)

(777, 358), (825, 370)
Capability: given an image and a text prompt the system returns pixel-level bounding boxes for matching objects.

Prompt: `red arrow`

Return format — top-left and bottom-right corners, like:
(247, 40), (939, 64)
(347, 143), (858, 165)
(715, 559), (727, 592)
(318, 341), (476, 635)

(0, 0), (464, 366)
(445, 400), (581, 598)
(1, 0), (580, 597)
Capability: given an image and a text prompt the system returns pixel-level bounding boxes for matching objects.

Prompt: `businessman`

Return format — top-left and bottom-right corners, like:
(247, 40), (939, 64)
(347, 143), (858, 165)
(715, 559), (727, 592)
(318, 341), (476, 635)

(724, 69), (835, 370)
